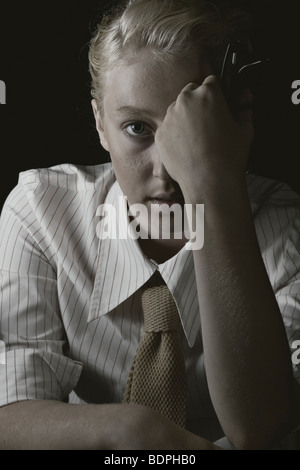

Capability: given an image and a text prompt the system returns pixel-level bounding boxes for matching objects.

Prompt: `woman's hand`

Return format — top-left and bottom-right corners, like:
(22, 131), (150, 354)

(155, 75), (254, 202)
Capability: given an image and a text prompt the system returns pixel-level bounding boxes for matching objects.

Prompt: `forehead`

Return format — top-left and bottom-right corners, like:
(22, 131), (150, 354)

(103, 47), (211, 116)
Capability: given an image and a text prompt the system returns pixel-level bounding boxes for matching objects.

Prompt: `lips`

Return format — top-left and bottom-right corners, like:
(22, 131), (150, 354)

(149, 193), (185, 206)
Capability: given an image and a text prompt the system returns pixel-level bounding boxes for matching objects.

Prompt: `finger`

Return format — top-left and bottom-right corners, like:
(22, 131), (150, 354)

(181, 76), (219, 96)
(202, 74), (219, 86)
(200, 74), (224, 100)
(181, 82), (200, 93)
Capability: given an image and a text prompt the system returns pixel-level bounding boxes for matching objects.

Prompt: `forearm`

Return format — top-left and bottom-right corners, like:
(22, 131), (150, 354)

(154, 73), (296, 449)
(0, 399), (222, 450)
(186, 179), (293, 449)
(0, 400), (120, 450)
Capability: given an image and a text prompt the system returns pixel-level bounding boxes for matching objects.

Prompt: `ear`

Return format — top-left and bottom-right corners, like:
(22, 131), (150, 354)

(91, 99), (109, 152)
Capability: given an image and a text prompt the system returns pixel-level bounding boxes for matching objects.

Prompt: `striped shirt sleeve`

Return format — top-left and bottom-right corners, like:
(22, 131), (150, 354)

(252, 184), (300, 385)
(273, 216), (300, 383)
(0, 176), (83, 406)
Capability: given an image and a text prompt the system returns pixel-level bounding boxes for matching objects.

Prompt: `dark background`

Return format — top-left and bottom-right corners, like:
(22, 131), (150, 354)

(0, 0), (299, 209)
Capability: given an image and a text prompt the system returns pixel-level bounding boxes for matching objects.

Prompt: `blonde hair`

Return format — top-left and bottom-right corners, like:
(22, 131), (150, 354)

(89, 0), (252, 113)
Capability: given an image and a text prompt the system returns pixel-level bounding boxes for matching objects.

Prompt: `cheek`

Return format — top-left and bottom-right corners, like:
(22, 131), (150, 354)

(110, 149), (153, 204)
(104, 123), (154, 186)
(110, 142), (153, 177)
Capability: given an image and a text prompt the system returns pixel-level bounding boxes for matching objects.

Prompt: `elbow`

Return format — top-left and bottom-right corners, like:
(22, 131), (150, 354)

(225, 432), (272, 450)
(223, 403), (292, 450)
(224, 426), (276, 450)
(224, 381), (294, 450)
(225, 415), (290, 450)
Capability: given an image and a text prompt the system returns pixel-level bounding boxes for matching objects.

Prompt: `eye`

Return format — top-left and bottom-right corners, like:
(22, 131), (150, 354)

(124, 121), (151, 137)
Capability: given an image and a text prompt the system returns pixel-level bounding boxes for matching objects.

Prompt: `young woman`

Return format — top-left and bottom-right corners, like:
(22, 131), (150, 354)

(0, 0), (299, 449)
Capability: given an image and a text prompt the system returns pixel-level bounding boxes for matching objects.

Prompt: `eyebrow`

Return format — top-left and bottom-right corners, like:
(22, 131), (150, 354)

(115, 105), (157, 119)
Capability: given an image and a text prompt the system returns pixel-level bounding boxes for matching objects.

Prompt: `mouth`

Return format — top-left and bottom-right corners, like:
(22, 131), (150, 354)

(149, 193), (185, 207)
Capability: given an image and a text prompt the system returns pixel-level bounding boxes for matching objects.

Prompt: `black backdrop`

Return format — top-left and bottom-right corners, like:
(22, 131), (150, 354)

(0, 0), (299, 209)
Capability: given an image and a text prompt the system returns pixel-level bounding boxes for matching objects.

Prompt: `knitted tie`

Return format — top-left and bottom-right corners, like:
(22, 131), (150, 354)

(123, 282), (186, 428)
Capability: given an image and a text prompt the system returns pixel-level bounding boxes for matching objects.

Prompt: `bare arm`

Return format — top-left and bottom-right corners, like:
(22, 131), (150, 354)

(189, 182), (293, 449)
(0, 400), (222, 450)
(156, 76), (296, 449)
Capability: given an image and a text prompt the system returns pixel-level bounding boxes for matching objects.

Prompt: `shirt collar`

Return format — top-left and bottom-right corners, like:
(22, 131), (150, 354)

(88, 181), (200, 347)
(88, 172), (297, 347)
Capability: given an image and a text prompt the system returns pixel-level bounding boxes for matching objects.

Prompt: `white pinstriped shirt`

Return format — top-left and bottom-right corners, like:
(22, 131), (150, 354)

(0, 162), (300, 442)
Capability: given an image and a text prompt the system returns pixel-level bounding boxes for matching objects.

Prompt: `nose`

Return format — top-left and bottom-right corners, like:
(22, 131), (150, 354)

(152, 145), (172, 181)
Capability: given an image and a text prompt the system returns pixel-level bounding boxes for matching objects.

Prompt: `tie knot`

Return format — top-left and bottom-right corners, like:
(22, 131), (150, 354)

(141, 284), (180, 332)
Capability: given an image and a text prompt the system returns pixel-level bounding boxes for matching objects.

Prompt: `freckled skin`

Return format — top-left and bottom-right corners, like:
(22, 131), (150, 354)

(92, 48), (211, 258)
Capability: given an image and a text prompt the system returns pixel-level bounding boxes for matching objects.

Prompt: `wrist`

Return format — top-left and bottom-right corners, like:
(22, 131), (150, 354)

(182, 172), (248, 206)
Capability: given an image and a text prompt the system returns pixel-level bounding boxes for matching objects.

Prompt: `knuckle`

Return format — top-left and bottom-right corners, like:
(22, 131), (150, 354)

(182, 82), (199, 93)
(203, 74), (219, 86)
(179, 83), (199, 102)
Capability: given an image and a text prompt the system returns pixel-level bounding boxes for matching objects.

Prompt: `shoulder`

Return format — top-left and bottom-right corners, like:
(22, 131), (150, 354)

(247, 173), (300, 230)
(0, 163), (117, 262)
(18, 162), (116, 194)
(247, 173), (300, 210)
(2, 162), (116, 211)
(1, 162), (117, 231)
(247, 173), (300, 255)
